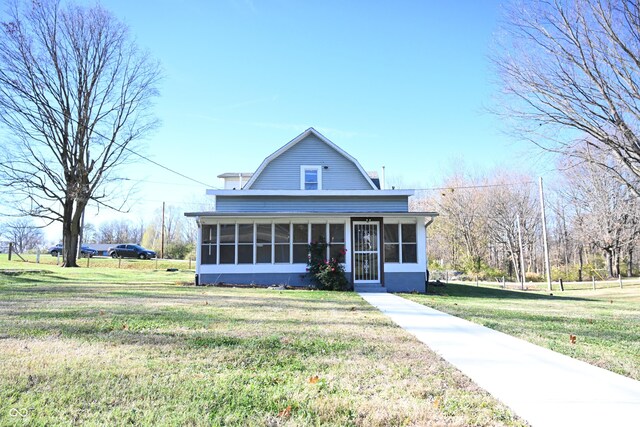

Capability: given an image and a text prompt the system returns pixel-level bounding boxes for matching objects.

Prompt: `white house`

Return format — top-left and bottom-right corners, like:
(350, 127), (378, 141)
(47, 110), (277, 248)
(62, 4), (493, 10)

(185, 128), (437, 292)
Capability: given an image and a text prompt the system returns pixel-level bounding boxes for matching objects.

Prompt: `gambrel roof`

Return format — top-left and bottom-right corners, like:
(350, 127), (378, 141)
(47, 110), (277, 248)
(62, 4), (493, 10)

(243, 127), (378, 190)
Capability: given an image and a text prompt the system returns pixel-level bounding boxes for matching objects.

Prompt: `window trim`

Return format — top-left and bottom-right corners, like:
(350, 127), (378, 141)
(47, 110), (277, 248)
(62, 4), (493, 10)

(383, 222), (418, 264)
(300, 165), (322, 190)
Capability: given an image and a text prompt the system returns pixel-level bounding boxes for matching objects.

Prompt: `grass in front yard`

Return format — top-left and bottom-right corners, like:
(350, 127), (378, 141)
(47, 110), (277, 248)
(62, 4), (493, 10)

(0, 254), (194, 285)
(403, 283), (640, 381)
(0, 276), (525, 426)
(0, 253), (195, 271)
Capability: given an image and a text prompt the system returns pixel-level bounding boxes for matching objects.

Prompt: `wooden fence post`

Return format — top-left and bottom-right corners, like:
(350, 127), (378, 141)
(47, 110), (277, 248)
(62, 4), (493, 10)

(8, 242), (12, 261)
(559, 278), (564, 291)
(619, 274), (623, 289)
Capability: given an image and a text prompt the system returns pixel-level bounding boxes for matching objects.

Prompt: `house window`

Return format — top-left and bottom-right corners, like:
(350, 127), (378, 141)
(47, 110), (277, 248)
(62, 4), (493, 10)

(256, 224), (272, 263)
(311, 223), (327, 244)
(329, 223), (345, 262)
(237, 224), (254, 264)
(383, 223), (417, 264)
(401, 224), (417, 263)
(201, 221), (347, 265)
(300, 165), (322, 190)
(201, 225), (217, 264)
(292, 223), (309, 263)
(219, 224), (235, 264)
(274, 223), (291, 263)
(384, 224), (399, 263)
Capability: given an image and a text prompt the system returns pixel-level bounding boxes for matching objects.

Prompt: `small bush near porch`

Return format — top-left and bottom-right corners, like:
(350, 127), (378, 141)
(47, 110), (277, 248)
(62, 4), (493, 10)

(0, 261), (525, 426)
(307, 241), (350, 291)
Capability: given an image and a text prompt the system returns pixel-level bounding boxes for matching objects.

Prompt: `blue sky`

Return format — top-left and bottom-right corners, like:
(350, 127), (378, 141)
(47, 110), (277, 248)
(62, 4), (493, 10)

(115, 0), (521, 186)
(16, 0), (544, 238)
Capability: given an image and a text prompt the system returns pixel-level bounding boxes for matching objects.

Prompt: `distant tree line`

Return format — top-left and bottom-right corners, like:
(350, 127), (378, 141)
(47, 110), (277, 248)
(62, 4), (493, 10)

(415, 156), (640, 281)
(0, 203), (197, 259)
(81, 205), (197, 259)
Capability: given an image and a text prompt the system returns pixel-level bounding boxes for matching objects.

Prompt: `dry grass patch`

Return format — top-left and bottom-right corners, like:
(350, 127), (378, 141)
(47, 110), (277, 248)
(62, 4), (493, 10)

(1, 280), (525, 426)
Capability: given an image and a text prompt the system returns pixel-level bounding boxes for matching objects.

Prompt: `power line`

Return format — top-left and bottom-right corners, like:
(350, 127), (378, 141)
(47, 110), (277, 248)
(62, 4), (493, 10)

(25, 103), (219, 189)
(117, 145), (216, 188)
(119, 178), (209, 187)
(409, 181), (535, 192)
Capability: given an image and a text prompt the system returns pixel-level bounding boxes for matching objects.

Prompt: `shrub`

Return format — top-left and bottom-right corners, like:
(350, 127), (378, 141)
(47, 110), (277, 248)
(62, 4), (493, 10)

(165, 242), (194, 260)
(306, 241), (350, 291)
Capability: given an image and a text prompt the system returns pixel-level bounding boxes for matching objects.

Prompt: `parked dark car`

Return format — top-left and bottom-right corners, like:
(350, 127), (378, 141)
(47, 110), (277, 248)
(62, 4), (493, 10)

(108, 244), (156, 260)
(49, 244), (98, 257)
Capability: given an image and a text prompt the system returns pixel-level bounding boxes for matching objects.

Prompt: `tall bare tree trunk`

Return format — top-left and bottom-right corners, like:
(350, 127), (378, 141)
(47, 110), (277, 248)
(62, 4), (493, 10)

(578, 246), (583, 282)
(605, 250), (614, 278)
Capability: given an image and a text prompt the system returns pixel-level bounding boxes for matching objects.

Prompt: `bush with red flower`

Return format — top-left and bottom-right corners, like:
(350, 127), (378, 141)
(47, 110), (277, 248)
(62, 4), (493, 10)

(307, 241), (350, 291)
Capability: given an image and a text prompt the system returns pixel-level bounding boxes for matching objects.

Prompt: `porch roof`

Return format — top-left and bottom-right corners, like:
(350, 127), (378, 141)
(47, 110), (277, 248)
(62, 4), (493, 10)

(184, 211), (438, 218)
(206, 189), (415, 197)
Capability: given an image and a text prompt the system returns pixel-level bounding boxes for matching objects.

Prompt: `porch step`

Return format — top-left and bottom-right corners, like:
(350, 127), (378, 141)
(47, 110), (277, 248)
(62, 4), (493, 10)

(354, 283), (386, 293)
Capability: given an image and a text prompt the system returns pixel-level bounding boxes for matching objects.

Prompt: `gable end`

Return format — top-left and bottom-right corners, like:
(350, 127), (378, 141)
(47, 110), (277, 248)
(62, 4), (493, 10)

(245, 128), (377, 190)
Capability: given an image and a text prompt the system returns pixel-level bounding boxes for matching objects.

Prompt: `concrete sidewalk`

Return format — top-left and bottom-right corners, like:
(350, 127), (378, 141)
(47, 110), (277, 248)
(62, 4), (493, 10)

(359, 292), (640, 427)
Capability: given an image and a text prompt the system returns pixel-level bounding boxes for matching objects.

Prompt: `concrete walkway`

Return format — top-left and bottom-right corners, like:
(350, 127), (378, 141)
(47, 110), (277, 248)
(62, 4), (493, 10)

(359, 292), (640, 427)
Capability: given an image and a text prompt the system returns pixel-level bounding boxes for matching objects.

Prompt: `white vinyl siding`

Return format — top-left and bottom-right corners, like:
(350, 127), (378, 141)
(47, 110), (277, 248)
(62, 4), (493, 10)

(215, 196), (409, 213)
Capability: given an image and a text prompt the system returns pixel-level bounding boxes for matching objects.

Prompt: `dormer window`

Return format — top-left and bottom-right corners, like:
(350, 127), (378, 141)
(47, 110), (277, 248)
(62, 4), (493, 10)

(301, 165), (322, 190)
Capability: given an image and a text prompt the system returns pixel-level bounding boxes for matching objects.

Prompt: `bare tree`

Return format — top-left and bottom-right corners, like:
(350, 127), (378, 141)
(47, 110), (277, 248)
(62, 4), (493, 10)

(97, 219), (144, 244)
(494, 0), (640, 194)
(560, 155), (640, 277)
(484, 175), (540, 282)
(0, 0), (160, 266)
(142, 205), (187, 254)
(81, 222), (98, 244)
(426, 172), (490, 273)
(0, 218), (44, 252)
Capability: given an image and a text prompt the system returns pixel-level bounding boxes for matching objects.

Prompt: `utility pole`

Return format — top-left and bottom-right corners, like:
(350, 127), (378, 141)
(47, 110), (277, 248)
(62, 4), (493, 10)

(539, 177), (552, 291)
(516, 213), (526, 290)
(161, 201), (165, 259)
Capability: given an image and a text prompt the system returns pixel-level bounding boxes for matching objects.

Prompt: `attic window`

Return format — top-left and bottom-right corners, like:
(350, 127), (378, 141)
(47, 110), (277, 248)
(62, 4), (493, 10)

(301, 165), (322, 190)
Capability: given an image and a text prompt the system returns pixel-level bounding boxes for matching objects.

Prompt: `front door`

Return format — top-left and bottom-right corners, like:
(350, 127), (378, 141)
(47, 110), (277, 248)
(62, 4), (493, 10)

(353, 221), (380, 283)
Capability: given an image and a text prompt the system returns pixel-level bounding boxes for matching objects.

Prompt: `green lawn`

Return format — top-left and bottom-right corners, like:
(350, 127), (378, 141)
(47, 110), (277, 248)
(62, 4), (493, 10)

(403, 283), (640, 381)
(0, 264), (524, 426)
(3, 252), (195, 272)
